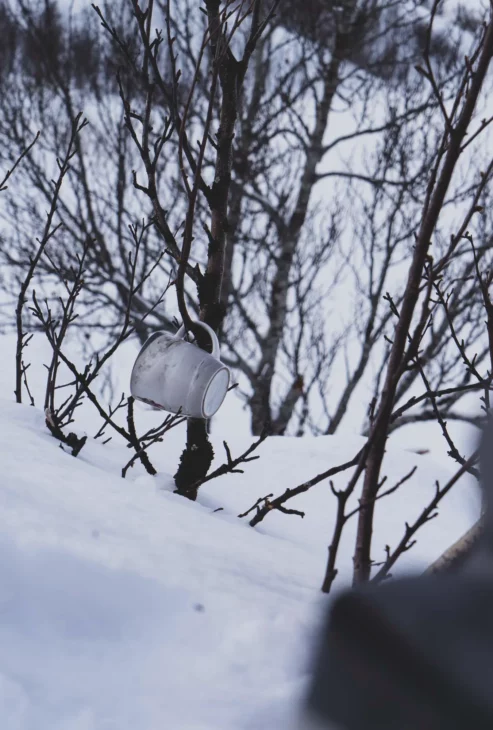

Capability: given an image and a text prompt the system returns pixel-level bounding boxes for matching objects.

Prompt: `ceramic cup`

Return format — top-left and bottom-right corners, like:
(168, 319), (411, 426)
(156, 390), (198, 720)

(130, 321), (230, 418)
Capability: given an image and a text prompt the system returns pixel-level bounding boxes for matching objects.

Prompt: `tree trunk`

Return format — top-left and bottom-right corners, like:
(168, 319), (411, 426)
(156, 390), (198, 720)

(352, 20), (493, 583)
(174, 418), (214, 500)
(174, 1), (240, 495)
(249, 34), (345, 435)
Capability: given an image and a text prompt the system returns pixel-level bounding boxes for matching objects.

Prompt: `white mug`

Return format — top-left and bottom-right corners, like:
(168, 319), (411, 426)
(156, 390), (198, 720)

(130, 321), (230, 418)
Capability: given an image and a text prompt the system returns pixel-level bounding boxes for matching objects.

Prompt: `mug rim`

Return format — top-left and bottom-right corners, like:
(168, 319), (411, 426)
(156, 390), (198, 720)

(201, 365), (230, 418)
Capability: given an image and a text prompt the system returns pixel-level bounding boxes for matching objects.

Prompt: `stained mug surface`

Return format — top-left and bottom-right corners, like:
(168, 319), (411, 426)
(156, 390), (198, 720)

(130, 322), (230, 418)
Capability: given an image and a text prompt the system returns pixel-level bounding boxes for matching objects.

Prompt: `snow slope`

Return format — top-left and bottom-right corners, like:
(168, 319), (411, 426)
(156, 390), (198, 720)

(0, 400), (321, 730)
(0, 372), (480, 729)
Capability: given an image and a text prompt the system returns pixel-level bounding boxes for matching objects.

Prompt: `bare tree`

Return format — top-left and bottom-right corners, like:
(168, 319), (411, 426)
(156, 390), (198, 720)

(1, 0), (479, 432)
(212, 0), (481, 439)
(236, 1), (493, 592)
(1, 0), (492, 520)
(352, 9), (493, 584)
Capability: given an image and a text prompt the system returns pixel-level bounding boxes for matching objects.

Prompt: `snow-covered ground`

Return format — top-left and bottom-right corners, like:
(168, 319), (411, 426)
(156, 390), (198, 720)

(0, 399), (320, 730)
(0, 0), (489, 726)
(0, 332), (481, 729)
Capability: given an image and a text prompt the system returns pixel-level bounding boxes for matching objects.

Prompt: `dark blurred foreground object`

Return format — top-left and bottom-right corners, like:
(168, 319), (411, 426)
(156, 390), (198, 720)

(302, 575), (493, 730)
(300, 421), (493, 730)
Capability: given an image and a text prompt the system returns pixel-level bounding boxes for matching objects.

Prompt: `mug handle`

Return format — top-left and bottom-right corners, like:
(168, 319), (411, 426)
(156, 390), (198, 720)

(175, 321), (220, 359)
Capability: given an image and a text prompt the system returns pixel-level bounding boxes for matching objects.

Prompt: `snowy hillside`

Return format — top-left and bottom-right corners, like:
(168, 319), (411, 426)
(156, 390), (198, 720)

(0, 400), (321, 730)
(0, 348), (480, 728)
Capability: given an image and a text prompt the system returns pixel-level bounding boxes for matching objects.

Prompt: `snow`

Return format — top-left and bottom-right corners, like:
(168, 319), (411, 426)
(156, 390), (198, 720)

(0, 331), (481, 729)
(0, 3), (487, 724)
(0, 399), (319, 730)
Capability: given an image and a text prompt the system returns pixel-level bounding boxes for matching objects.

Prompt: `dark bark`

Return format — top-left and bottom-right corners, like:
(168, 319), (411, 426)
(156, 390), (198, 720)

(176, 1), (240, 492)
(176, 0), (268, 490)
(174, 418), (215, 500)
